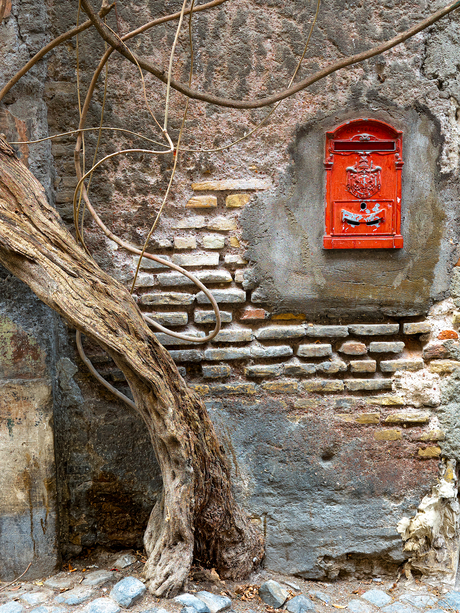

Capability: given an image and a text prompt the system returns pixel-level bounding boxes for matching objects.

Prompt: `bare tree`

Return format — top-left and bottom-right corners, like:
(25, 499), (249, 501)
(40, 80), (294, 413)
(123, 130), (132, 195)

(0, 0), (459, 596)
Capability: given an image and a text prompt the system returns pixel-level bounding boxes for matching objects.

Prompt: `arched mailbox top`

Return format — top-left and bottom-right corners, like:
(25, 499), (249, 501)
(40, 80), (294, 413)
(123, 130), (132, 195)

(323, 118), (403, 250)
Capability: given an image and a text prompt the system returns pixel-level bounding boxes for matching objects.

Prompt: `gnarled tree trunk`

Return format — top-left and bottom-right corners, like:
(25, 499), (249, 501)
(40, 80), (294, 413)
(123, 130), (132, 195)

(0, 137), (264, 596)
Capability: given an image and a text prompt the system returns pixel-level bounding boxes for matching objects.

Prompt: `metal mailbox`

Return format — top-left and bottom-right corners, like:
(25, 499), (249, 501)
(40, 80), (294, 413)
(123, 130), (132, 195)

(323, 118), (403, 249)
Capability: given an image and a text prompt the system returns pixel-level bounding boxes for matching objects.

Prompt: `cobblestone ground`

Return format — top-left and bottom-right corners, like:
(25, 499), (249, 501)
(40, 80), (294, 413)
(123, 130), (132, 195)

(0, 550), (458, 613)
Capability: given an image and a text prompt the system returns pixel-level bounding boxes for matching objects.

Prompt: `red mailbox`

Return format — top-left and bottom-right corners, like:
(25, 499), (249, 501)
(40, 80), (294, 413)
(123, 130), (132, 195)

(323, 118), (403, 249)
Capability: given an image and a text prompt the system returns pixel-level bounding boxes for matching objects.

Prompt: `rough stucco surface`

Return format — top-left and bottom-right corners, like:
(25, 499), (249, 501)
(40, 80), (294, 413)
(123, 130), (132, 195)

(1, 0), (460, 582)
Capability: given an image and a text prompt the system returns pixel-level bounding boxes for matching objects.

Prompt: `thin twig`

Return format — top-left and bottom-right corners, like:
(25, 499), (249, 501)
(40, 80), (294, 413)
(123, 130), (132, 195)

(0, 563), (32, 592)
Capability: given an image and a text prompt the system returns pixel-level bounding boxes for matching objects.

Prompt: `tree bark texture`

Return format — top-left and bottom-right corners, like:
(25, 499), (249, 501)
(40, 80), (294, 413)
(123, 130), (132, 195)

(0, 137), (264, 596)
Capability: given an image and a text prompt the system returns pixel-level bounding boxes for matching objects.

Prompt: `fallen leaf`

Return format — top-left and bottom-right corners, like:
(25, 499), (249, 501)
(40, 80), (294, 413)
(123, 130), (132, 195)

(332, 605), (346, 609)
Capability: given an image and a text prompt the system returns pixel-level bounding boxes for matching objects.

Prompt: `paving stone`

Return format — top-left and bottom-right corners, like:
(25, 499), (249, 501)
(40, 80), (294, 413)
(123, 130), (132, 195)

(259, 581), (289, 609)
(30, 607), (66, 613)
(44, 577), (75, 590)
(346, 600), (372, 613)
(202, 365), (231, 378)
(345, 379), (392, 391)
(186, 195), (217, 208)
(305, 325), (348, 337)
(384, 411), (430, 424)
(317, 359), (347, 373)
(226, 194), (251, 208)
(381, 604), (416, 613)
(146, 312), (188, 327)
(256, 325), (305, 340)
(55, 587), (95, 606)
(81, 599), (120, 613)
(174, 595), (210, 613)
(155, 332), (206, 346)
(204, 347), (251, 360)
(174, 236), (197, 249)
(169, 350), (204, 362)
(339, 341), (367, 355)
(109, 577), (146, 609)
(172, 216), (206, 229)
(195, 591), (231, 613)
(0, 605), (23, 613)
(192, 179), (271, 190)
(261, 381), (299, 393)
(245, 364), (282, 377)
(380, 358), (424, 372)
(206, 217), (237, 232)
(180, 607), (198, 613)
(361, 589), (392, 607)
(249, 345), (294, 358)
(283, 362), (317, 376)
(202, 234), (225, 249)
(403, 322), (431, 334)
(142, 609), (168, 613)
(399, 593), (438, 609)
(82, 571), (116, 586)
(428, 359), (460, 373)
(211, 329), (253, 343)
(196, 289), (246, 304)
(349, 324), (399, 335)
(308, 591), (329, 604)
(172, 253), (220, 267)
(350, 360), (376, 373)
(208, 383), (257, 395)
(20, 592), (53, 606)
(157, 270), (232, 286)
(224, 254), (248, 265)
(369, 342), (405, 353)
(140, 292), (195, 306)
(195, 310), (232, 324)
(303, 380), (344, 392)
(297, 344), (332, 358)
(285, 594), (315, 613)
(374, 429), (402, 441)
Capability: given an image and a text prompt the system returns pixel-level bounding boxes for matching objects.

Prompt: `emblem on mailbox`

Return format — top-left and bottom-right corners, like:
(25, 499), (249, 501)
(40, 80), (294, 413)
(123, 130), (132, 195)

(323, 119), (403, 249)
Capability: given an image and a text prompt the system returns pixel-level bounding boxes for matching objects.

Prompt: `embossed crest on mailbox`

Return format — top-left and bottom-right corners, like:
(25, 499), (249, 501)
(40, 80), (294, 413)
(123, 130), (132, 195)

(323, 118), (403, 249)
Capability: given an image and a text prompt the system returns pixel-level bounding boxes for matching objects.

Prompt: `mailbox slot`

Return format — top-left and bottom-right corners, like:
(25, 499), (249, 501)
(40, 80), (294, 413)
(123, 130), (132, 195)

(323, 119), (403, 249)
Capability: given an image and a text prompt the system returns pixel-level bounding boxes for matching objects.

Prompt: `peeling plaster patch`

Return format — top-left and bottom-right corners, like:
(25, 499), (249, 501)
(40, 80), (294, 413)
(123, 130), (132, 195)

(397, 460), (460, 584)
(392, 369), (441, 408)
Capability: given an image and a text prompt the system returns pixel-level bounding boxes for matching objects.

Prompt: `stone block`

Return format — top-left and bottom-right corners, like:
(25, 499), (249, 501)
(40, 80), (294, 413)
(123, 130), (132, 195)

(132, 272), (155, 287)
(250, 345), (293, 358)
(194, 310), (232, 324)
(317, 359), (347, 374)
(196, 289), (246, 304)
(285, 595), (315, 613)
(44, 577), (74, 589)
(418, 446), (442, 458)
(192, 179), (271, 191)
(55, 587), (95, 606)
(303, 380), (344, 392)
(82, 571), (116, 586)
(234, 269), (245, 283)
(81, 599), (121, 613)
(374, 430), (402, 441)
(423, 343), (452, 359)
(384, 411), (430, 424)
(283, 362), (317, 376)
(350, 360), (376, 373)
(146, 312), (188, 327)
(297, 344), (332, 358)
(140, 292), (194, 306)
(202, 234), (225, 249)
(239, 307), (268, 320)
(261, 381), (299, 393)
(419, 429), (445, 441)
(354, 413), (380, 424)
(136, 255), (172, 270)
(190, 384), (210, 396)
(206, 217), (237, 232)
(211, 328), (253, 343)
(174, 595), (210, 613)
(339, 341), (367, 355)
(369, 342), (405, 353)
(168, 350), (204, 362)
(380, 359), (424, 372)
(155, 332), (205, 346)
(399, 593), (437, 609)
(202, 365), (231, 378)
(256, 325), (305, 340)
(259, 581), (289, 609)
(305, 325), (349, 337)
(224, 254), (247, 265)
(345, 380), (392, 391)
(365, 395), (405, 406)
(226, 193), (251, 208)
(347, 600), (372, 613)
(20, 591), (53, 606)
(403, 322), (431, 334)
(273, 313), (306, 321)
(245, 364), (282, 377)
(109, 577), (146, 608)
(361, 590), (392, 607)
(428, 359), (460, 374)
(208, 383), (256, 395)
(186, 195), (217, 208)
(172, 253), (220, 267)
(349, 324), (399, 335)
(174, 237), (197, 250)
(195, 592), (231, 613)
(172, 216), (206, 229)
(204, 348), (251, 360)
(229, 236), (241, 248)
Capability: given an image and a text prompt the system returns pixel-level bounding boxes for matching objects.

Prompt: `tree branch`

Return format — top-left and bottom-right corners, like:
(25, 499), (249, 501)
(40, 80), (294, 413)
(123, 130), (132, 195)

(81, 0), (460, 109)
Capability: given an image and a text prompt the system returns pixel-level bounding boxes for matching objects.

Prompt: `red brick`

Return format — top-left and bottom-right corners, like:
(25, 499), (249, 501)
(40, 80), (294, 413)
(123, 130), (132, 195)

(438, 330), (458, 340)
(239, 307), (267, 321)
